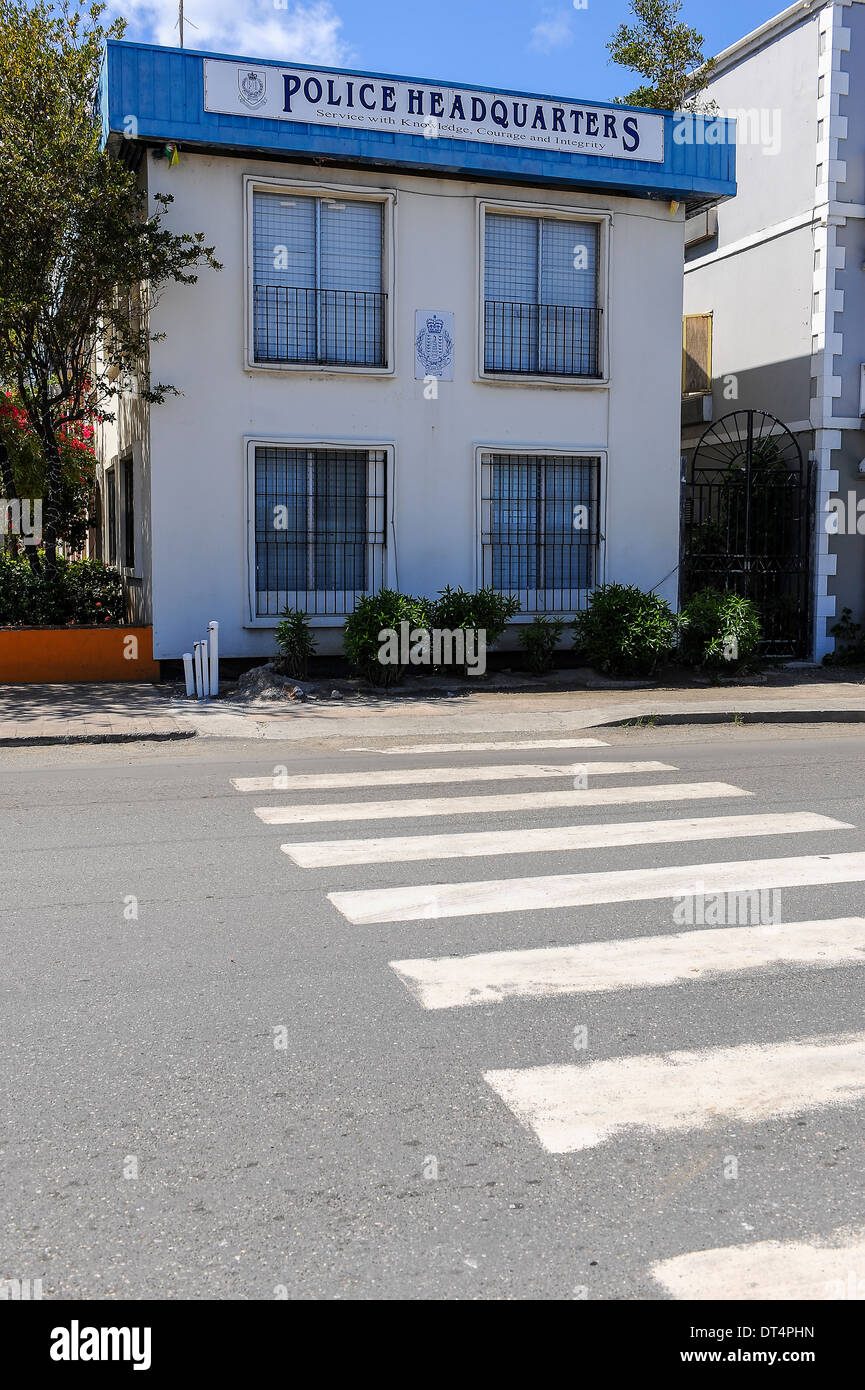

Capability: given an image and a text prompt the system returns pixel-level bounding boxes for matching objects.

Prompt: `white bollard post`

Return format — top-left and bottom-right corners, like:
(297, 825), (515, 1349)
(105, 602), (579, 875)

(182, 652), (195, 697)
(208, 621), (219, 696)
(198, 638), (209, 700)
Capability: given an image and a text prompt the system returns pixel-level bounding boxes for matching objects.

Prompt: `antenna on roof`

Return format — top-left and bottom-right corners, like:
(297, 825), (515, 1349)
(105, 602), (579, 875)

(177, 2), (198, 49)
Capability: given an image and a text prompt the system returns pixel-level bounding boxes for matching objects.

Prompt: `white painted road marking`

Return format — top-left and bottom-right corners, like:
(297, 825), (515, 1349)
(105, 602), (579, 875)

(232, 760), (674, 793)
(652, 1231), (865, 1301)
(282, 811), (847, 868)
(484, 1031), (865, 1153)
(254, 780), (748, 826)
(329, 850), (865, 924)
(390, 915), (865, 1009)
(343, 738), (609, 754)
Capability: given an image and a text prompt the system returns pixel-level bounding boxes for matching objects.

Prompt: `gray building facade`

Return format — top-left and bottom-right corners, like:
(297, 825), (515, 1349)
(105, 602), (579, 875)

(683, 0), (865, 659)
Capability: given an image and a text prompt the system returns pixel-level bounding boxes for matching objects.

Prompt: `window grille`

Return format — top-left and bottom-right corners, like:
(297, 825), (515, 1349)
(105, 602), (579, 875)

(481, 453), (600, 612)
(252, 193), (385, 366)
(121, 456), (135, 570)
(253, 446), (386, 617)
(484, 213), (601, 376)
(105, 468), (117, 567)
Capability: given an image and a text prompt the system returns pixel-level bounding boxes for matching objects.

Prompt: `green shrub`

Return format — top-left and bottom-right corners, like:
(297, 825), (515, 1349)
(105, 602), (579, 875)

(431, 585), (520, 649)
(519, 615), (564, 673)
(678, 587), (762, 667)
(822, 607), (865, 665)
(428, 585), (520, 675)
(61, 558), (126, 624)
(0, 555), (124, 626)
(572, 583), (677, 676)
(343, 589), (433, 687)
(344, 586), (521, 685)
(274, 606), (317, 680)
(0, 554), (39, 625)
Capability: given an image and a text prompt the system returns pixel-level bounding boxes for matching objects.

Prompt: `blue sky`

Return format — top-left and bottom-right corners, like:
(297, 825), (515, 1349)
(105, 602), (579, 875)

(115, 1), (785, 102)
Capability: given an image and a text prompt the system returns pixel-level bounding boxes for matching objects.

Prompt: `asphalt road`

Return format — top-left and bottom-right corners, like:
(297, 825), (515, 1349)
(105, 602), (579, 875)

(3, 724), (865, 1301)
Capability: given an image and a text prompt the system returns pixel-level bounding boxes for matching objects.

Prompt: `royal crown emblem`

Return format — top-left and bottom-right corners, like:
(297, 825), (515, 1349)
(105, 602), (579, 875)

(238, 69), (267, 109)
(415, 312), (453, 375)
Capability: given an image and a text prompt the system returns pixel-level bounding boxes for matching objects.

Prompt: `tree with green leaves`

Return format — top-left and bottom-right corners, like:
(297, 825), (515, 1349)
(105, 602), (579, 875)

(607, 0), (714, 111)
(0, 0), (221, 574)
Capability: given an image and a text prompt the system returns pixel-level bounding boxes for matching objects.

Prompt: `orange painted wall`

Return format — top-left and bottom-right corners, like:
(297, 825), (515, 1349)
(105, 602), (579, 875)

(0, 627), (160, 682)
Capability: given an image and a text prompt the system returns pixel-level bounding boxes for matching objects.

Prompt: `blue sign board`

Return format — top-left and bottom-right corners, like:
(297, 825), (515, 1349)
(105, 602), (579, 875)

(102, 41), (735, 206)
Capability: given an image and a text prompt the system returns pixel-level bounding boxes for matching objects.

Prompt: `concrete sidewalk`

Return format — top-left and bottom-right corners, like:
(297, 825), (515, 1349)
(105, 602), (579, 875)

(2, 676), (865, 746)
(180, 679), (865, 742)
(0, 683), (193, 745)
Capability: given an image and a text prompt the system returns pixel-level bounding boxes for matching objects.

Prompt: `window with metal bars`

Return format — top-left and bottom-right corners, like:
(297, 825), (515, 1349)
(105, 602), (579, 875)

(252, 192), (386, 367)
(481, 453), (600, 612)
(121, 455), (135, 570)
(104, 468), (117, 567)
(253, 446), (387, 617)
(483, 212), (601, 376)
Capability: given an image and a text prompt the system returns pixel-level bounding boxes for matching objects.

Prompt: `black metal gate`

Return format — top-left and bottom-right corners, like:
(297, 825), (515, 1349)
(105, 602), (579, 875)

(680, 410), (814, 659)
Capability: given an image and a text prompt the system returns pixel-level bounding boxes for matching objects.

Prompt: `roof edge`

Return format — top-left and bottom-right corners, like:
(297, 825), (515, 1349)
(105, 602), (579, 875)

(705, 0), (829, 80)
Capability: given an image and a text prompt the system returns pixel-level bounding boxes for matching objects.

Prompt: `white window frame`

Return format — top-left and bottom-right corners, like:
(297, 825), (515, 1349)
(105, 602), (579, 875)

(244, 175), (396, 378)
(475, 198), (611, 388)
(118, 441), (143, 580)
(474, 443), (607, 617)
(103, 460), (118, 569)
(244, 435), (396, 627)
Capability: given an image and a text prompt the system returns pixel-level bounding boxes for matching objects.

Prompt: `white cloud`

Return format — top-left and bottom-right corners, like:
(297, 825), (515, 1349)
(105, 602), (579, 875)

(115, 1), (353, 66)
(530, 9), (574, 55)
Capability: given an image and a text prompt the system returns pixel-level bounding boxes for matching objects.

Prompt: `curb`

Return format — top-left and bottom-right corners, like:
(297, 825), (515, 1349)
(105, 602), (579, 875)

(0, 728), (196, 747)
(601, 709), (865, 728)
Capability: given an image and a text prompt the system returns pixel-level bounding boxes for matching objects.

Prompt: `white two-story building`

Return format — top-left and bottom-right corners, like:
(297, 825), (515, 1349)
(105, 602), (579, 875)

(99, 38), (734, 665)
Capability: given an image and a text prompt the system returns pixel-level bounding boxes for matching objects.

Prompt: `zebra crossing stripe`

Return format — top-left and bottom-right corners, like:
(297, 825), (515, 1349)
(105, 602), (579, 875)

(328, 850), (865, 925)
(390, 916), (865, 1009)
(343, 738), (609, 753)
(282, 810), (847, 868)
(232, 760), (674, 793)
(651, 1231), (865, 1301)
(254, 781), (748, 826)
(484, 1030), (865, 1153)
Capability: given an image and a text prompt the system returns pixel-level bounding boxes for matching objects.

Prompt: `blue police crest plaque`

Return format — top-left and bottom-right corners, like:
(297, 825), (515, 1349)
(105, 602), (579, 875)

(414, 311), (454, 380)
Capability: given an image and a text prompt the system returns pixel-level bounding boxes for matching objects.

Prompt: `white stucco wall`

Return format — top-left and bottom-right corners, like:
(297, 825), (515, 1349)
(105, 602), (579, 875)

(134, 152), (686, 660)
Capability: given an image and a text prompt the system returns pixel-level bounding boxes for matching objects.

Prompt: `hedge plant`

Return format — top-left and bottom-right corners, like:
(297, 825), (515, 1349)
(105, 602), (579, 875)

(822, 607), (865, 666)
(343, 586), (521, 684)
(274, 606), (317, 680)
(343, 589), (433, 687)
(430, 586), (520, 648)
(678, 587), (762, 667)
(572, 582), (677, 676)
(519, 615), (564, 673)
(0, 555), (124, 626)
